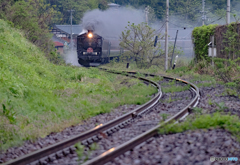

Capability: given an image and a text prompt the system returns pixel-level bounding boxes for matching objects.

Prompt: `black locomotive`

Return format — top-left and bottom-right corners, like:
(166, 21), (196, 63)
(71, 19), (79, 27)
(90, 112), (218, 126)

(77, 30), (117, 67)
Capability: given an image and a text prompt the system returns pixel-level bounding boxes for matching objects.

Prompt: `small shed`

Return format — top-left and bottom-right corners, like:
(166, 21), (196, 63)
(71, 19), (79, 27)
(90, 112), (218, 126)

(54, 41), (64, 54)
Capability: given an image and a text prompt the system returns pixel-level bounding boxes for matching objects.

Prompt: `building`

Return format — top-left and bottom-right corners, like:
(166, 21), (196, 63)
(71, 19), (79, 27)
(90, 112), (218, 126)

(108, 3), (120, 9)
(51, 25), (82, 42)
(51, 34), (67, 54)
(51, 25), (83, 50)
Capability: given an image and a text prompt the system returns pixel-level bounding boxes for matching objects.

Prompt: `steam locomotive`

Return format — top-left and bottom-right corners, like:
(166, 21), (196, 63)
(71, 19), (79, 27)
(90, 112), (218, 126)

(77, 30), (120, 67)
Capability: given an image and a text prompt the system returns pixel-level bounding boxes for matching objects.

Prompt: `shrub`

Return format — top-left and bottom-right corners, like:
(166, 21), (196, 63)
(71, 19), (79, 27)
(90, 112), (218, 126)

(192, 24), (218, 61)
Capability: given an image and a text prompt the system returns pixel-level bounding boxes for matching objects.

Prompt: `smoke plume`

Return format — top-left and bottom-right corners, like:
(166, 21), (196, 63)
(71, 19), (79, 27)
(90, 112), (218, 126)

(80, 7), (146, 39)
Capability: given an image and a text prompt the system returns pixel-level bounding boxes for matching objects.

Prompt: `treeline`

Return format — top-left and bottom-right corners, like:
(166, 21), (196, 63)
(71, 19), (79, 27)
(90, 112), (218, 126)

(48, 0), (108, 25)
(0, 0), (108, 63)
(111, 0), (240, 26)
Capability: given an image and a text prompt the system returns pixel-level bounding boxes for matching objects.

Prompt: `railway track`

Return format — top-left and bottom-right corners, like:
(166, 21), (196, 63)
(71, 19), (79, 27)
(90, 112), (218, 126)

(79, 69), (200, 165)
(3, 69), (161, 165)
(3, 69), (200, 165)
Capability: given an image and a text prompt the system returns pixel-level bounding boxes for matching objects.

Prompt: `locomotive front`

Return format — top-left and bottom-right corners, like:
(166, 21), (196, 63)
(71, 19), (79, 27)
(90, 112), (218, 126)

(77, 30), (110, 67)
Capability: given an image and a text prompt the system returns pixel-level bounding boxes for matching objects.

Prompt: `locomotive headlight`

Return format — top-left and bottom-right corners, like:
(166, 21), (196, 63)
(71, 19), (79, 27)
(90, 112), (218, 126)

(88, 33), (93, 38)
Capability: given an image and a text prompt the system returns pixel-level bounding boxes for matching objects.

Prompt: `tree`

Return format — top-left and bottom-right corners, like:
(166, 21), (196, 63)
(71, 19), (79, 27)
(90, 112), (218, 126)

(0, 0), (15, 19)
(98, 0), (109, 11)
(0, 0), (61, 63)
(169, 0), (201, 25)
(120, 22), (164, 68)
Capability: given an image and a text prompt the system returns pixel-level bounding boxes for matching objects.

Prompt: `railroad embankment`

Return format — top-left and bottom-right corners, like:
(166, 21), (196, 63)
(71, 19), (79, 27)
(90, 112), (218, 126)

(0, 20), (157, 151)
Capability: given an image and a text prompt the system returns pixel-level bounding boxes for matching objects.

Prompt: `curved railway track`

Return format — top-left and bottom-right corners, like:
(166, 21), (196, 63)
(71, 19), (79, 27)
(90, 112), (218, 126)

(2, 69), (200, 165)
(81, 69), (200, 165)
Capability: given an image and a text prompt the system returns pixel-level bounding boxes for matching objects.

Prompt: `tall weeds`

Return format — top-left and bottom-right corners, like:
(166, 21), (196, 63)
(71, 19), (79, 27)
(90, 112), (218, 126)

(190, 58), (240, 89)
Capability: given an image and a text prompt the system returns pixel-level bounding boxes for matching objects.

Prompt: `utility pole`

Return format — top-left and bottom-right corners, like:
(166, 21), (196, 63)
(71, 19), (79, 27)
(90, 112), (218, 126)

(227, 0), (230, 24)
(68, 9), (75, 51)
(165, 0), (169, 71)
(201, 0), (206, 25)
(171, 30), (178, 69)
(211, 36), (214, 67)
(145, 6), (149, 25)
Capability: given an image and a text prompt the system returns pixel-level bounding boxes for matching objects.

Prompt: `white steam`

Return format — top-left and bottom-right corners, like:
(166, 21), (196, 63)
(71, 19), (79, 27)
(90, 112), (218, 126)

(64, 50), (81, 66)
(80, 7), (146, 39)
(79, 29), (87, 35)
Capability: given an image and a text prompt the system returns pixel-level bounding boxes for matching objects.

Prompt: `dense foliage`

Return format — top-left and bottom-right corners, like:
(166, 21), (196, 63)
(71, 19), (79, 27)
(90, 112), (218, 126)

(222, 22), (240, 60)
(0, 0), (59, 62)
(48, 0), (109, 25)
(192, 24), (218, 61)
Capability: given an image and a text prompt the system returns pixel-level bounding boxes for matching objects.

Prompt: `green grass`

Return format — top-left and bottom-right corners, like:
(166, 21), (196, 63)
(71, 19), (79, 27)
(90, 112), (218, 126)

(105, 58), (239, 95)
(160, 80), (191, 93)
(147, 76), (163, 82)
(102, 61), (216, 83)
(101, 62), (164, 75)
(103, 63), (193, 94)
(159, 112), (240, 142)
(0, 20), (157, 150)
(103, 61), (218, 93)
(161, 85), (191, 93)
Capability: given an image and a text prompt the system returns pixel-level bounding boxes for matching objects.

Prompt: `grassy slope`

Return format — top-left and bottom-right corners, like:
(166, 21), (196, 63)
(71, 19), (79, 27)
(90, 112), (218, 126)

(0, 20), (157, 150)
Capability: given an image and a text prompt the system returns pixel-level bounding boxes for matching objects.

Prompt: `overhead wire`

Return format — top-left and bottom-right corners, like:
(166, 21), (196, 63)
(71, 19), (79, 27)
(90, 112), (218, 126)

(156, 21), (167, 33)
(206, 17), (224, 25)
(168, 21), (187, 29)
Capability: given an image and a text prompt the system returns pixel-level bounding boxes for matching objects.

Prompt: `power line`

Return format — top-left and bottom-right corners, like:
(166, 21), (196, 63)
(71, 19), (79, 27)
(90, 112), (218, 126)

(206, 17), (223, 25)
(168, 21), (187, 29)
(156, 21), (167, 33)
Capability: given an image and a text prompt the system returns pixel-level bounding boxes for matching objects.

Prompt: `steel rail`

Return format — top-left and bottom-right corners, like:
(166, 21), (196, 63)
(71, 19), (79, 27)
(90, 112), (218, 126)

(3, 70), (162, 165)
(83, 75), (200, 165)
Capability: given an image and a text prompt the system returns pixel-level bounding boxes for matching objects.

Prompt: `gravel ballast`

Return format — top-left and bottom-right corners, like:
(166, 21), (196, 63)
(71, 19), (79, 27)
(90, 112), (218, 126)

(108, 129), (240, 165)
